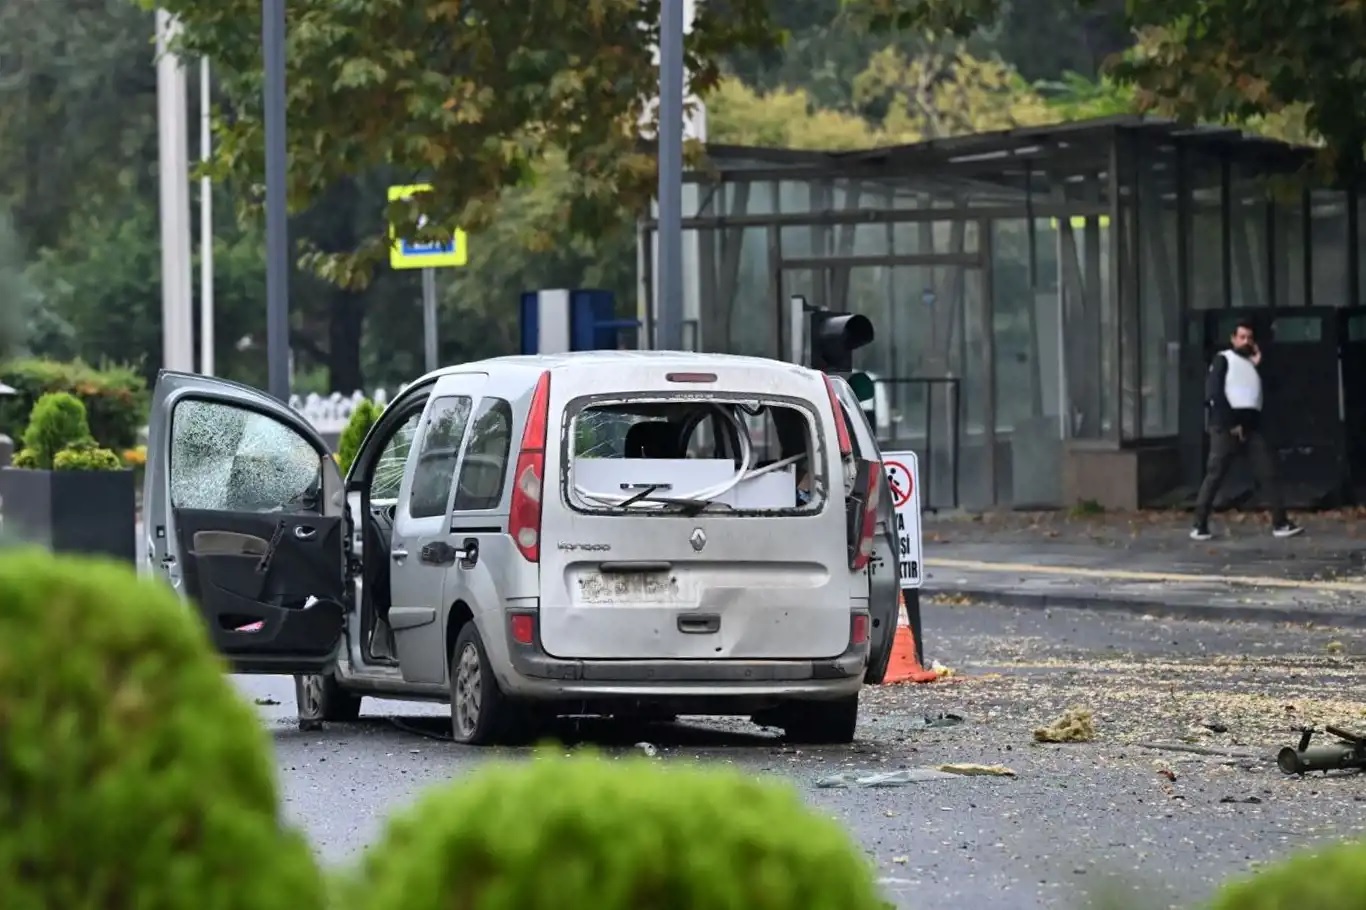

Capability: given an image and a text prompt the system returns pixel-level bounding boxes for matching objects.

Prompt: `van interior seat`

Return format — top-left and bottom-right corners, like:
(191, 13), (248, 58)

(622, 421), (683, 459)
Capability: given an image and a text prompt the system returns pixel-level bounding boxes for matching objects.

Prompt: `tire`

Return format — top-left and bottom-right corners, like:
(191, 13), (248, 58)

(294, 671), (363, 731)
(448, 622), (536, 746)
(779, 693), (860, 745)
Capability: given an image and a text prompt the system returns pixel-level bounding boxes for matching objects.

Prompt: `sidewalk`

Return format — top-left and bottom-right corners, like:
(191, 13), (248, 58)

(921, 509), (1366, 628)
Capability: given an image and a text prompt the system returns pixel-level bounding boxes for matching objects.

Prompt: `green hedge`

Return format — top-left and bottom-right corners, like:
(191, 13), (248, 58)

(0, 549), (326, 910)
(0, 359), (147, 449)
(1207, 839), (1366, 909)
(346, 753), (888, 910)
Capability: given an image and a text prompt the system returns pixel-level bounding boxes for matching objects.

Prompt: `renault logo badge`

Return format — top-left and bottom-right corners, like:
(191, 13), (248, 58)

(689, 528), (706, 552)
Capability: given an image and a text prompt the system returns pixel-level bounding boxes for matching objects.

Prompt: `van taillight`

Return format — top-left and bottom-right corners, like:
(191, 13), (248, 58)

(509, 371), (551, 563)
(822, 374), (853, 458)
(851, 461), (880, 571)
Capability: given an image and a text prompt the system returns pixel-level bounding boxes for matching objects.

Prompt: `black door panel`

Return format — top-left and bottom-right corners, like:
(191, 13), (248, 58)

(175, 508), (346, 674)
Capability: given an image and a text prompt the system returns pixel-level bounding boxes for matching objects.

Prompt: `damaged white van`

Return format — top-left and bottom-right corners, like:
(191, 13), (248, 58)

(143, 352), (892, 745)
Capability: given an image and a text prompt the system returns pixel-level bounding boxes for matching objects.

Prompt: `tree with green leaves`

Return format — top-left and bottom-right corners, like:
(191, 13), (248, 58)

(147, 0), (779, 288)
(847, 0), (1365, 175)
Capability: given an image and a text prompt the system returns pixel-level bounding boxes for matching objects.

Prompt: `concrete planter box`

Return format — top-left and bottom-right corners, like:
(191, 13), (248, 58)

(0, 467), (136, 563)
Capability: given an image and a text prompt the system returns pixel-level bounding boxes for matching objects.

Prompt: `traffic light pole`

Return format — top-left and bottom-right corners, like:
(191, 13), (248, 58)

(655, 0), (685, 352)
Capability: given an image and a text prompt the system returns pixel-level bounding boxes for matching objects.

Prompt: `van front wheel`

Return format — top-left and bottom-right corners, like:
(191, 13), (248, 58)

(294, 672), (362, 731)
(448, 623), (535, 746)
(778, 693), (859, 745)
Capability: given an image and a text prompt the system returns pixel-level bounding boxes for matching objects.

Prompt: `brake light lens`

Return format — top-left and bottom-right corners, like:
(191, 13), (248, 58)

(666, 372), (718, 383)
(851, 461), (881, 571)
(509, 371), (551, 563)
(822, 374), (853, 458)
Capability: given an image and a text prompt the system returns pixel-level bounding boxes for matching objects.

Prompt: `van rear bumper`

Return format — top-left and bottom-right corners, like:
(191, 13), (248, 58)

(498, 631), (867, 700)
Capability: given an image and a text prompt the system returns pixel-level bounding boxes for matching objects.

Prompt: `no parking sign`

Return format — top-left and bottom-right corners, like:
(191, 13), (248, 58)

(881, 451), (923, 589)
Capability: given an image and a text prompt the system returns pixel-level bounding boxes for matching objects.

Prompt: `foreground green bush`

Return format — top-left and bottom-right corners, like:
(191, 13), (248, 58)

(0, 550), (325, 910)
(348, 753), (886, 910)
(1207, 839), (1366, 910)
(0, 358), (147, 449)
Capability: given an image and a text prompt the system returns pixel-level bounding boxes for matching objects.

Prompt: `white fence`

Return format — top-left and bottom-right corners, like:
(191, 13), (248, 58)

(289, 387), (404, 436)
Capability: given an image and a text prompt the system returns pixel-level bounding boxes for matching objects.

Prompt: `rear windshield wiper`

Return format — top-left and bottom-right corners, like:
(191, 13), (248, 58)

(616, 484), (729, 516)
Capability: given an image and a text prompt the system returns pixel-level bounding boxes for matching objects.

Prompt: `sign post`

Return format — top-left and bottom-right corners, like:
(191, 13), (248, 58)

(388, 184), (469, 372)
(880, 451), (923, 589)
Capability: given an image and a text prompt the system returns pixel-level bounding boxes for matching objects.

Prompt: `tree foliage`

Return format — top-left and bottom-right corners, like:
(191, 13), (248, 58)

(149, 0), (779, 287)
(845, 0), (1364, 173)
(853, 46), (1054, 139)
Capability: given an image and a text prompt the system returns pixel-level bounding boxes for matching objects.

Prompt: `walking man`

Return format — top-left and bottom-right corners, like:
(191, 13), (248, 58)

(1191, 320), (1303, 540)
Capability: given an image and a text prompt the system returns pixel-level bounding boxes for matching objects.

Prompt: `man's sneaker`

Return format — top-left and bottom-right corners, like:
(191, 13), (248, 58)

(1272, 522), (1304, 539)
(1189, 524), (1213, 541)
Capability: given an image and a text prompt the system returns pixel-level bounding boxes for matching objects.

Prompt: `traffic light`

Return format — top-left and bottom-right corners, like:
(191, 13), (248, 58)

(847, 370), (877, 423)
(809, 308), (874, 373)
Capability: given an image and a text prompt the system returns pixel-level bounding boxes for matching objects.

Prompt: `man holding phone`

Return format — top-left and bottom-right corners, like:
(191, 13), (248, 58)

(1191, 319), (1303, 540)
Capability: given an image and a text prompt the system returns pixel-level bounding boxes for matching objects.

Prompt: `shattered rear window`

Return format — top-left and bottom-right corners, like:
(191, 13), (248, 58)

(565, 396), (824, 516)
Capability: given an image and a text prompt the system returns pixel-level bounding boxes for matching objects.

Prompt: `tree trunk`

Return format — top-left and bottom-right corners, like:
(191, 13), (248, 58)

(328, 290), (366, 394)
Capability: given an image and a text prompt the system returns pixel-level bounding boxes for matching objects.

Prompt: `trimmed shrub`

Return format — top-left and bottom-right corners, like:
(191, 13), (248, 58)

(53, 441), (124, 471)
(0, 550), (326, 910)
(346, 753), (886, 910)
(337, 398), (379, 473)
(0, 359), (147, 449)
(19, 391), (92, 469)
(1207, 839), (1366, 910)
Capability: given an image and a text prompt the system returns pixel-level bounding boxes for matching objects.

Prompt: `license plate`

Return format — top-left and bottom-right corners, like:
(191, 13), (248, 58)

(575, 572), (675, 603)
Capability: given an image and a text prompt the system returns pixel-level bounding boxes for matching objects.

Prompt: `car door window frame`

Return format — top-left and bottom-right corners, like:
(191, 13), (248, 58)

(451, 397), (515, 513)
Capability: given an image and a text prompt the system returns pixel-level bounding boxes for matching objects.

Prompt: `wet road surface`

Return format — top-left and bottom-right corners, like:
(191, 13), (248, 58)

(238, 603), (1366, 910)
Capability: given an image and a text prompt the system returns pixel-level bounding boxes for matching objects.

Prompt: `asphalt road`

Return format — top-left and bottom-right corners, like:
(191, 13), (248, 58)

(240, 604), (1366, 910)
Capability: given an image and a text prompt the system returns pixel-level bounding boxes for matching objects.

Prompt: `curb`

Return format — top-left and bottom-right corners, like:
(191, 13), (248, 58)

(936, 586), (1366, 629)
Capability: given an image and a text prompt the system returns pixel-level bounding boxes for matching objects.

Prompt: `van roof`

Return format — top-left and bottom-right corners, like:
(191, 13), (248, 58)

(411, 350), (826, 387)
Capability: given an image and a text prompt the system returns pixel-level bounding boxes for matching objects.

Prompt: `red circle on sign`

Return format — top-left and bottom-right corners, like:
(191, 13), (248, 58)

(884, 460), (913, 509)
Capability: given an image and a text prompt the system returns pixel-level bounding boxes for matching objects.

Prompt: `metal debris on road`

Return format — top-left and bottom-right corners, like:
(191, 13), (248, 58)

(635, 742), (660, 758)
(1033, 707), (1096, 743)
(1276, 726), (1366, 775)
(910, 711), (965, 730)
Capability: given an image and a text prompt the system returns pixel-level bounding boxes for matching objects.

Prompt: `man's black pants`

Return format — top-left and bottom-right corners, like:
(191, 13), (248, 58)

(1193, 427), (1287, 526)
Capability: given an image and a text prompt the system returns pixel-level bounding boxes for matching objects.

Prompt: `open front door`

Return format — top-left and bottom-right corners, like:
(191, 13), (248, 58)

(145, 371), (347, 674)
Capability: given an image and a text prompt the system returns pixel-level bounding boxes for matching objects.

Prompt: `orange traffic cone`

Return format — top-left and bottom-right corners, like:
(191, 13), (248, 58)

(883, 590), (939, 684)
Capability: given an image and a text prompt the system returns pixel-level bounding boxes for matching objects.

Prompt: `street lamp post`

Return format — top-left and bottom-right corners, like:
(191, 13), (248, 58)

(655, 0), (684, 352)
(262, 0), (290, 402)
(155, 10), (194, 374)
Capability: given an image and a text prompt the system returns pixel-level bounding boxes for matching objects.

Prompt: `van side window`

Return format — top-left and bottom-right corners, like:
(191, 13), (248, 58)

(452, 398), (513, 511)
(408, 395), (473, 518)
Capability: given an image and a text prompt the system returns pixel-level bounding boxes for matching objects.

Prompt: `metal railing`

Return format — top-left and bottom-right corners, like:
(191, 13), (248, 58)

(870, 377), (962, 512)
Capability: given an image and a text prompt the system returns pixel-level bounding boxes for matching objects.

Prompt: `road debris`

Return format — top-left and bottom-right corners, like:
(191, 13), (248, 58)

(1276, 726), (1366, 775)
(1033, 707), (1096, 743)
(635, 742), (659, 758)
(909, 712), (965, 730)
(815, 768), (962, 788)
(936, 762), (1016, 778)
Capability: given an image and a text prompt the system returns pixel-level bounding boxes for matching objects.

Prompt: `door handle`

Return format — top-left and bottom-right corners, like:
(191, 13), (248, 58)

(391, 548), (409, 563)
(678, 613), (721, 634)
(293, 525), (317, 540)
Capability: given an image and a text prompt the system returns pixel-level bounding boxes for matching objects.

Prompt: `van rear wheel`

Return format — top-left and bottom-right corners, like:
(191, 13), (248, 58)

(448, 623), (536, 746)
(777, 693), (859, 745)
